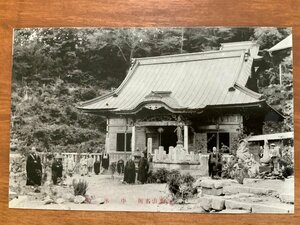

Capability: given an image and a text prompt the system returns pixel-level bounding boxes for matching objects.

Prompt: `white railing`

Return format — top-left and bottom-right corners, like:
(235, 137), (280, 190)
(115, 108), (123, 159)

(39, 152), (132, 164)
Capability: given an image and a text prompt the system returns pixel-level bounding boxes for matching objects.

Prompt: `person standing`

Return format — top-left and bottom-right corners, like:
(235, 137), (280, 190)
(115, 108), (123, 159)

(270, 143), (281, 174)
(208, 147), (222, 179)
(137, 151), (149, 184)
(52, 154), (63, 185)
(123, 155), (136, 184)
(260, 139), (271, 164)
(87, 154), (94, 176)
(80, 155), (88, 176)
(26, 146), (43, 189)
(94, 157), (101, 175)
(102, 151), (110, 171)
(117, 158), (125, 175)
(66, 155), (75, 176)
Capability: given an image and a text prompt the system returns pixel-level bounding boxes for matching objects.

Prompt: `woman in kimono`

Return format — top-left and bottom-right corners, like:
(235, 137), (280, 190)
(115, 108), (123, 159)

(66, 155), (75, 176)
(80, 155), (88, 176)
(87, 154), (94, 176)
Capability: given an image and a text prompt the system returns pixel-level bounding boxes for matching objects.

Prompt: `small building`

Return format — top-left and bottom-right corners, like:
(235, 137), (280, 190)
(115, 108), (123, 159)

(77, 41), (283, 166)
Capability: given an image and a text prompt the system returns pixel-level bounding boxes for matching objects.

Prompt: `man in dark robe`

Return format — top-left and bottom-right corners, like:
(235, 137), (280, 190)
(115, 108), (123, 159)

(94, 157), (101, 175)
(52, 155), (63, 185)
(137, 151), (149, 184)
(208, 147), (223, 179)
(102, 152), (110, 170)
(123, 155), (136, 184)
(26, 146), (42, 187)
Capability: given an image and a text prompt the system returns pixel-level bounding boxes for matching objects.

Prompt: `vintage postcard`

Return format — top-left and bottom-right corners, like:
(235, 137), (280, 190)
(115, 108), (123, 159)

(9, 27), (294, 213)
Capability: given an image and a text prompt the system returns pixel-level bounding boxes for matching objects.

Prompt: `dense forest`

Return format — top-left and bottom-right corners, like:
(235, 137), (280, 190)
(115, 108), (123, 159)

(10, 27), (293, 154)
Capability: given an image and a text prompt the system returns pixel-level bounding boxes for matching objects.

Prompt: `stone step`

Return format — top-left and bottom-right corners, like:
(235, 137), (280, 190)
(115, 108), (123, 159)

(223, 185), (275, 195)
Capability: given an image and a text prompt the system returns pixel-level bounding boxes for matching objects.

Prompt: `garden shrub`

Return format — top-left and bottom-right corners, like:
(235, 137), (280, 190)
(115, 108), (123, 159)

(72, 179), (88, 196)
(149, 168), (169, 183)
(167, 172), (197, 201)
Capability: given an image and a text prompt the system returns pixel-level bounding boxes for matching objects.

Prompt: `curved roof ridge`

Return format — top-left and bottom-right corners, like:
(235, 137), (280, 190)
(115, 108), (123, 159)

(234, 83), (262, 99)
(134, 48), (245, 61)
(77, 59), (140, 108)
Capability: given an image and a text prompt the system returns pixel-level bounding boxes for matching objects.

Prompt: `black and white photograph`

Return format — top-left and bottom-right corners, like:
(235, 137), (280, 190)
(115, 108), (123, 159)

(9, 27), (294, 213)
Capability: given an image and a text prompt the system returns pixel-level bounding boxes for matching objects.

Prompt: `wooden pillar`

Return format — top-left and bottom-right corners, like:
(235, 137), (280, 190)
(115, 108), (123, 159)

(105, 118), (110, 152)
(147, 138), (153, 154)
(279, 63), (282, 86)
(184, 125), (188, 151)
(131, 125), (136, 152)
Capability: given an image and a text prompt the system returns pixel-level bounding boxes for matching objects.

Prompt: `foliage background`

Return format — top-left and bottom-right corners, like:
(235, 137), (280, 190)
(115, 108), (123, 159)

(10, 27), (293, 154)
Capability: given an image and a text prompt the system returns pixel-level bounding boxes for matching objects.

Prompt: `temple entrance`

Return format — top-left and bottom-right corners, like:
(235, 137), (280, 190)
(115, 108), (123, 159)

(160, 126), (177, 153)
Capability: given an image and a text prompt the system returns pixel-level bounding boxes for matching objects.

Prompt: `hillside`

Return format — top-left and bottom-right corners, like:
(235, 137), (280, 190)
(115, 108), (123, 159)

(10, 27), (293, 154)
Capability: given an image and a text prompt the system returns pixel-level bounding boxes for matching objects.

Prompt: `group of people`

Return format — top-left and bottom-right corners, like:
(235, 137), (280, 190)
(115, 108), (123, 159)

(123, 151), (150, 184)
(208, 139), (293, 180)
(25, 147), (113, 190)
(259, 140), (293, 174)
(25, 146), (150, 191)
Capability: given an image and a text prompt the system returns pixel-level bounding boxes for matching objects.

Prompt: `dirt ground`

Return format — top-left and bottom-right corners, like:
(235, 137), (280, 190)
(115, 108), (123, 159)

(9, 172), (294, 213)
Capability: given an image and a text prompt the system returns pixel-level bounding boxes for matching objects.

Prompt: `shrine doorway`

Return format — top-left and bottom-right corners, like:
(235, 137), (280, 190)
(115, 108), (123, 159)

(160, 126), (177, 153)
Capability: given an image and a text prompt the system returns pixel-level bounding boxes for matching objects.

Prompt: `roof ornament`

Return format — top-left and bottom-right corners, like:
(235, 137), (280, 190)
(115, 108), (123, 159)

(244, 49), (250, 62)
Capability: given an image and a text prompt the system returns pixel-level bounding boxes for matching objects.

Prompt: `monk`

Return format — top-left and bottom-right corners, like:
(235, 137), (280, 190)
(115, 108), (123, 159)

(102, 151), (110, 171)
(123, 155), (136, 184)
(52, 154), (63, 185)
(94, 158), (101, 175)
(26, 146), (43, 187)
(137, 151), (149, 184)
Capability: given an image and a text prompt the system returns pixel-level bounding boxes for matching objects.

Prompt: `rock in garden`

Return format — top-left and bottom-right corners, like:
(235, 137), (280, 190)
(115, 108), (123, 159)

(211, 198), (225, 211)
(199, 180), (215, 189)
(74, 195), (86, 204)
(9, 190), (18, 201)
(197, 196), (212, 211)
(56, 198), (65, 204)
(225, 200), (252, 211)
(64, 193), (75, 202)
(201, 187), (223, 196)
(44, 196), (55, 205)
(92, 197), (105, 204)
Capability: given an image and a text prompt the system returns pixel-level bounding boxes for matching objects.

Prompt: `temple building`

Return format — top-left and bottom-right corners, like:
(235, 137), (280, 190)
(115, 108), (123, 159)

(77, 41), (283, 171)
